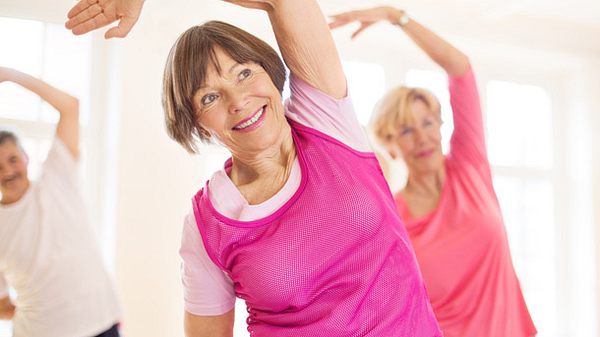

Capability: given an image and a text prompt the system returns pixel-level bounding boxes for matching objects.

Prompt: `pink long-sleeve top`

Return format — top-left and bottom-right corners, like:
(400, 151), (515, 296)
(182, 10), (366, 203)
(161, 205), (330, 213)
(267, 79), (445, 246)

(395, 66), (537, 337)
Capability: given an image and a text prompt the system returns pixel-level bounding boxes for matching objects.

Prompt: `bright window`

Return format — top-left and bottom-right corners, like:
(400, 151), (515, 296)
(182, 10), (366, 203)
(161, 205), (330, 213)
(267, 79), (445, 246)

(343, 60), (385, 125)
(0, 16), (91, 178)
(487, 80), (553, 169)
(493, 176), (558, 334)
(487, 80), (557, 336)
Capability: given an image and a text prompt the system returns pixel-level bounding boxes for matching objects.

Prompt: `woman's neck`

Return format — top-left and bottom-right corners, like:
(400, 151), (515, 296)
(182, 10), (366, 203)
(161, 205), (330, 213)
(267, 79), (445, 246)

(405, 167), (445, 198)
(229, 131), (296, 204)
(400, 167), (446, 218)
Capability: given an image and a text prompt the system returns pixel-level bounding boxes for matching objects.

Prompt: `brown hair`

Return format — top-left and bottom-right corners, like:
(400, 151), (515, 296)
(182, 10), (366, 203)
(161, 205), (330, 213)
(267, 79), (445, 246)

(162, 20), (287, 153)
(370, 86), (441, 145)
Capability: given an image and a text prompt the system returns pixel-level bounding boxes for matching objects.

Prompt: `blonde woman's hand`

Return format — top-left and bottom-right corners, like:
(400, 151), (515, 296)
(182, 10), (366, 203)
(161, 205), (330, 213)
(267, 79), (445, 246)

(329, 6), (403, 39)
(65, 0), (145, 39)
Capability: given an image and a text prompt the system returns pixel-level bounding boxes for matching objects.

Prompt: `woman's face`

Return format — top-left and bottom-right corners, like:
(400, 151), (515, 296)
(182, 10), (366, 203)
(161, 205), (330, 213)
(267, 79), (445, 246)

(390, 99), (444, 175)
(193, 46), (287, 156)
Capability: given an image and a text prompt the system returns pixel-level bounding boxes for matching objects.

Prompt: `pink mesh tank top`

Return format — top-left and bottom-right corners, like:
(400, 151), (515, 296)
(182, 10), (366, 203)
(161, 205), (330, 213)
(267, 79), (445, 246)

(193, 120), (441, 336)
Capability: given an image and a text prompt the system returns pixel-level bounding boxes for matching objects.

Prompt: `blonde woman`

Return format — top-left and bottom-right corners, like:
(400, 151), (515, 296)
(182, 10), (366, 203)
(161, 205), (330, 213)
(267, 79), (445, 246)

(331, 6), (536, 337)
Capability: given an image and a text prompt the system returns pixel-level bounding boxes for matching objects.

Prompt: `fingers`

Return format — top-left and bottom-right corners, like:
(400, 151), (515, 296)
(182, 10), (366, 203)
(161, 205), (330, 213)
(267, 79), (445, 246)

(65, 2), (105, 29)
(328, 12), (357, 30)
(329, 9), (386, 25)
(329, 10), (372, 31)
(329, 11), (357, 22)
(351, 22), (374, 39)
(71, 12), (113, 36)
(105, 15), (138, 39)
(328, 18), (351, 30)
(67, 0), (98, 19)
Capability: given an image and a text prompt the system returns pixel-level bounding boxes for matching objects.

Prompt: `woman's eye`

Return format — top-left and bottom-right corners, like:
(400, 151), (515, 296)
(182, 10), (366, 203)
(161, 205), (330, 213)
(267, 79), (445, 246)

(423, 118), (434, 127)
(202, 94), (218, 105)
(239, 69), (252, 81)
(400, 127), (413, 136)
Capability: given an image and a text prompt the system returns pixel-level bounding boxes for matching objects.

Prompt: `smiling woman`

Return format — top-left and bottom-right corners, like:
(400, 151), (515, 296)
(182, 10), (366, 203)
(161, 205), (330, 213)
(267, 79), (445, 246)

(160, 11), (442, 335)
(64, 0), (444, 336)
(162, 21), (287, 153)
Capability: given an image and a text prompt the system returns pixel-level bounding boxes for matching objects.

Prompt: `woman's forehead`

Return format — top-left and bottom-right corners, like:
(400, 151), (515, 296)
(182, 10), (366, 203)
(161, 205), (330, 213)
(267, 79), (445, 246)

(201, 58), (261, 91)
(197, 56), (239, 92)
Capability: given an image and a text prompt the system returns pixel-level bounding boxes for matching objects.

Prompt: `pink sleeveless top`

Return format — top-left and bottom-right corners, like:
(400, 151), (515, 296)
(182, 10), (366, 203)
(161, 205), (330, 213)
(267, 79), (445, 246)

(193, 120), (441, 336)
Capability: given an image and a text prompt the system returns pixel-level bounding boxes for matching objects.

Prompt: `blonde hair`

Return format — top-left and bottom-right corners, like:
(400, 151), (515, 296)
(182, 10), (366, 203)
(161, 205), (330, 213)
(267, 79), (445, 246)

(370, 86), (441, 145)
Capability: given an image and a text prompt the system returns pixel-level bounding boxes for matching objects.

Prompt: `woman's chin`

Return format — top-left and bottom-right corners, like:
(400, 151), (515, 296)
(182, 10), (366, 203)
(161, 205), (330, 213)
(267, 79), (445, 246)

(410, 158), (444, 175)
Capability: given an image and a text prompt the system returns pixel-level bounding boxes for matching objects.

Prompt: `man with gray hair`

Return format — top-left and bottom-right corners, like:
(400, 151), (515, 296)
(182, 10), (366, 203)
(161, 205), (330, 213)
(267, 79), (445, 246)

(0, 67), (121, 337)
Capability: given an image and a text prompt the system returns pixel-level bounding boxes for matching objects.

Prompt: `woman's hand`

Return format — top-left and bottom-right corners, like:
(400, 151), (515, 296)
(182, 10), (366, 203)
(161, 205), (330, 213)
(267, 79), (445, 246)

(65, 0), (145, 39)
(331, 6), (469, 76)
(221, 0), (276, 12)
(329, 6), (403, 39)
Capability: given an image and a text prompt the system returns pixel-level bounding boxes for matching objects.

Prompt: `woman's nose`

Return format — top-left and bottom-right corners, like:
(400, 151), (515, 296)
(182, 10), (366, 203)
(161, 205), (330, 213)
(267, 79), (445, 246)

(227, 90), (249, 115)
(414, 128), (427, 143)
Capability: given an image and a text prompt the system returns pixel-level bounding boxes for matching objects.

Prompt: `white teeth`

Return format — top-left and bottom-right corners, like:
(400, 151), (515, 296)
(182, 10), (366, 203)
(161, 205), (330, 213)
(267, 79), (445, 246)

(234, 107), (264, 130)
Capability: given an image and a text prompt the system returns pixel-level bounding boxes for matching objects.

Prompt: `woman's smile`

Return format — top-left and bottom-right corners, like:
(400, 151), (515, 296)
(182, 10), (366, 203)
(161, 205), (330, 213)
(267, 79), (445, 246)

(232, 105), (267, 132)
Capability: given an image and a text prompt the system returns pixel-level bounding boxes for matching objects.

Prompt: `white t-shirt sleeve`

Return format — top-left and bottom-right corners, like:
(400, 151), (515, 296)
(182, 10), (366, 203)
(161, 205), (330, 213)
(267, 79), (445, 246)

(39, 138), (79, 191)
(180, 211), (236, 316)
(284, 74), (371, 152)
(0, 273), (8, 298)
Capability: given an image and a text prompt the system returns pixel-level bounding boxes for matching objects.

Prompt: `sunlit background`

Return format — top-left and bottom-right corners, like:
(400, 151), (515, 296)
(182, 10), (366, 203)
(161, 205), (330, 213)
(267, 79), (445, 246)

(1, 0), (599, 336)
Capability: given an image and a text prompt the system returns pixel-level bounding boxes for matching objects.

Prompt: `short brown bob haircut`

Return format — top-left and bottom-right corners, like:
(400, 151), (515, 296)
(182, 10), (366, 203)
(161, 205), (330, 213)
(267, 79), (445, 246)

(162, 20), (287, 153)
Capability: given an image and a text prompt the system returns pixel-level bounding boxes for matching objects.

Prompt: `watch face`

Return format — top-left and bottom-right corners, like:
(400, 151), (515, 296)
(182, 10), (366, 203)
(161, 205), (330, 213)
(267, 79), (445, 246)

(399, 14), (410, 26)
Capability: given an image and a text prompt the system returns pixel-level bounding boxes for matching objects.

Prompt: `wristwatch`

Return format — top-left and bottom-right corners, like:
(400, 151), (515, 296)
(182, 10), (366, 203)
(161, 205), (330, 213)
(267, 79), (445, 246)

(393, 10), (410, 28)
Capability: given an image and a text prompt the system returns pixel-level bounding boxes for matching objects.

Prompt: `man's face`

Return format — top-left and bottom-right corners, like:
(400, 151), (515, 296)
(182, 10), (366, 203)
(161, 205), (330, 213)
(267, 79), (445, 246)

(0, 141), (30, 204)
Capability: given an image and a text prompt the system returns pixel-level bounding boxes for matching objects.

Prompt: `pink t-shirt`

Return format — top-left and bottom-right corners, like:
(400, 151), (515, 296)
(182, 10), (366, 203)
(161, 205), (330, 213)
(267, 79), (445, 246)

(179, 75), (370, 315)
(395, 67), (537, 337)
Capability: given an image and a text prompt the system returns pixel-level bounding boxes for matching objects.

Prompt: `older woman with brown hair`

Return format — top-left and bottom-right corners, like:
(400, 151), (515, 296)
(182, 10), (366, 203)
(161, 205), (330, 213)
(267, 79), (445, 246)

(65, 1), (442, 336)
(330, 6), (537, 337)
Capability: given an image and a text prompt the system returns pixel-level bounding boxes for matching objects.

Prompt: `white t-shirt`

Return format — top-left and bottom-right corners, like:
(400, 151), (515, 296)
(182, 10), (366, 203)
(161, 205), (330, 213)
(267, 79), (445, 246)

(0, 139), (121, 337)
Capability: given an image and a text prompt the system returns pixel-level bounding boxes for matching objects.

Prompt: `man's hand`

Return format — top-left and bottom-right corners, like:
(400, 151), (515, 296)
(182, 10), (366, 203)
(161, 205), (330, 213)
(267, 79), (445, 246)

(0, 296), (15, 320)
